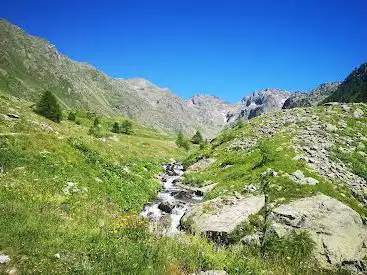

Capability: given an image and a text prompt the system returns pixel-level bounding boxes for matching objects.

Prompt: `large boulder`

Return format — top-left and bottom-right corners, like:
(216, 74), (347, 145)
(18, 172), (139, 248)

(181, 195), (265, 241)
(272, 194), (367, 268)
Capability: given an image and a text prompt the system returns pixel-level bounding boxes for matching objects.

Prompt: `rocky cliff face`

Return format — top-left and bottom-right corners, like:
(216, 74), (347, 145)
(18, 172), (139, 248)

(227, 88), (292, 122)
(282, 82), (340, 109)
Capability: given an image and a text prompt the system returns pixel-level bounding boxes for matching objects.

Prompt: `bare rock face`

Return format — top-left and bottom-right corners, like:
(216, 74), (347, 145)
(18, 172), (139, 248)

(282, 82), (340, 109)
(181, 195), (265, 240)
(233, 88), (291, 121)
(272, 195), (367, 267)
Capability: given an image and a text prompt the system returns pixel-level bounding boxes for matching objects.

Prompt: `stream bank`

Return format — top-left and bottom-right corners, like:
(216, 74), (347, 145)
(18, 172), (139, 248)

(140, 161), (203, 235)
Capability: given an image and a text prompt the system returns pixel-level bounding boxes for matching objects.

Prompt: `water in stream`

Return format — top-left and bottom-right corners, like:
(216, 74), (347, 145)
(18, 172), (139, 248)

(140, 162), (203, 235)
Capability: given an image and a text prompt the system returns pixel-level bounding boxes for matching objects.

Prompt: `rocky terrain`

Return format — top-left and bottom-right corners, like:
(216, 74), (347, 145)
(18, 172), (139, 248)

(181, 102), (367, 273)
(282, 82), (340, 109)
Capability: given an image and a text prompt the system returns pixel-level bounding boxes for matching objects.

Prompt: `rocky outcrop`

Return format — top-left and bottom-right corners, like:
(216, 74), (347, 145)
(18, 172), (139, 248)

(181, 195), (265, 241)
(231, 88), (291, 121)
(272, 195), (367, 268)
(282, 82), (340, 109)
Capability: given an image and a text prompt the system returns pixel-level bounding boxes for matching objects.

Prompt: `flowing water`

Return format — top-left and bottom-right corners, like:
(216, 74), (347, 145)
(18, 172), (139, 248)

(140, 162), (202, 235)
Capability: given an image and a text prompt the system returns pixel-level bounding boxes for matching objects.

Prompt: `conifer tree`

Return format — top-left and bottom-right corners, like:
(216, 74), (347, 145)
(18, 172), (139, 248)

(191, 130), (203, 144)
(36, 91), (62, 123)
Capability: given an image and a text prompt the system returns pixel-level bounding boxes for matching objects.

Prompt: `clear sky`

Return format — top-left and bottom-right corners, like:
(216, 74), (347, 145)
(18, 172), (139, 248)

(2, 0), (367, 102)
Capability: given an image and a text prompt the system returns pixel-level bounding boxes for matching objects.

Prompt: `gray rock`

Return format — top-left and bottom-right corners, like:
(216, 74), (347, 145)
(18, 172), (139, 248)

(0, 254), (10, 264)
(290, 170), (319, 185)
(325, 123), (338, 132)
(181, 195), (265, 238)
(158, 201), (175, 214)
(6, 113), (20, 119)
(241, 234), (260, 246)
(272, 195), (367, 267)
(353, 108), (364, 118)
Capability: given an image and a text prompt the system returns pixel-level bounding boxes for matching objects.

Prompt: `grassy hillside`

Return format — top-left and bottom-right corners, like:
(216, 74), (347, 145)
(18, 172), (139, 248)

(323, 63), (367, 103)
(184, 103), (367, 217)
(1, 93), (363, 274)
(0, 19), (233, 138)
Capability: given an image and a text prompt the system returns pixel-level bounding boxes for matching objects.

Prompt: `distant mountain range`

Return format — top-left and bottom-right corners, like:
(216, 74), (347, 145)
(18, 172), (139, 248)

(0, 19), (365, 137)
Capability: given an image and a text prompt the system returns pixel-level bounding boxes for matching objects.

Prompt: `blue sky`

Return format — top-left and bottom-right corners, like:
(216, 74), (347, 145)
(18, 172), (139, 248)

(2, 0), (367, 102)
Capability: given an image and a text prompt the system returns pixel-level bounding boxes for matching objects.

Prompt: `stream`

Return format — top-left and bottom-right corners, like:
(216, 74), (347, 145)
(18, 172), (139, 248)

(140, 162), (203, 235)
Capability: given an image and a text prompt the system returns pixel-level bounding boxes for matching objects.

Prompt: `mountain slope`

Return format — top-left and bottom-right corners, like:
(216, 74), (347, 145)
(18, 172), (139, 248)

(323, 63), (367, 103)
(0, 19), (234, 138)
(282, 82), (340, 109)
(182, 102), (367, 271)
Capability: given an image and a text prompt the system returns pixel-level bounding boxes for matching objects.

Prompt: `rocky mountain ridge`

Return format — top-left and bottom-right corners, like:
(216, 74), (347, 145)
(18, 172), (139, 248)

(0, 18), (349, 138)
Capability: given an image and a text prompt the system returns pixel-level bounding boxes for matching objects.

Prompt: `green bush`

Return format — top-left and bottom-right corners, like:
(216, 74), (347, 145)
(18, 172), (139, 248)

(35, 90), (62, 122)
(191, 130), (203, 144)
(121, 120), (133, 135)
(111, 122), (120, 133)
(176, 131), (190, 150)
(67, 111), (76, 121)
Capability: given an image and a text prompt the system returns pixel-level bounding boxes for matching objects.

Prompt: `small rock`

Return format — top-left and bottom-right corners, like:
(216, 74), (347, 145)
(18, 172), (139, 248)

(353, 108), (364, 118)
(304, 177), (319, 185)
(241, 234), (260, 246)
(325, 123), (338, 132)
(292, 170), (304, 180)
(54, 253), (61, 259)
(6, 268), (18, 275)
(158, 202), (175, 213)
(195, 189), (204, 196)
(0, 254), (11, 264)
(6, 113), (20, 119)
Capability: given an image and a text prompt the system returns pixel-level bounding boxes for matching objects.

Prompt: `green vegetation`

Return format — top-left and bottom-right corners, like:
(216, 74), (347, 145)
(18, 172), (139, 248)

(120, 119), (133, 135)
(176, 130), (190, 151)
(111, 121), (120, 133)
(67, 111), (76, 121)
(0, 94), (357, 274)
(191, 130), (203, 144)
(183, 106), (367, 217)
(35, 90), (62, 123)
(323, 62), (367, 103)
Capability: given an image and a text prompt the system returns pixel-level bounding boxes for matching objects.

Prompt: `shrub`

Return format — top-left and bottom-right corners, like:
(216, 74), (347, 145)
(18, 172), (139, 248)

(191, 130), (203, 144)
(111, 122), (120, 133)
(176, 131), (190, 150)
(88, 125), (104, 138)
(93, 117), (100, 127)
(35, 91), (62, 122)
(67, 112), (76, 121)
(121, 120), (133, 135)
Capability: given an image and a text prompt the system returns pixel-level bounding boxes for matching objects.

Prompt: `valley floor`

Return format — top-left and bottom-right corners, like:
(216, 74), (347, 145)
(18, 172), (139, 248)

(0, 94), (366, 274)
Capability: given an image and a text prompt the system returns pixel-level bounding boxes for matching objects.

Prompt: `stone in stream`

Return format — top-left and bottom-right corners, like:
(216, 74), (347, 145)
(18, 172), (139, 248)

(272, 194), (367, 269)
(172, 190), (193, 201)
(181, 195), (265, 243)
(158, 201), (175, 214)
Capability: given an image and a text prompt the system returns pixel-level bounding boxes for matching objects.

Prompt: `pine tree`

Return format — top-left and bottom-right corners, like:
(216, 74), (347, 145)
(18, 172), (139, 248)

(36, 91), (62, 123)
(111, 122), (120, 133)
(121, 120), (133, 135)
(191, 130), (203, 144)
